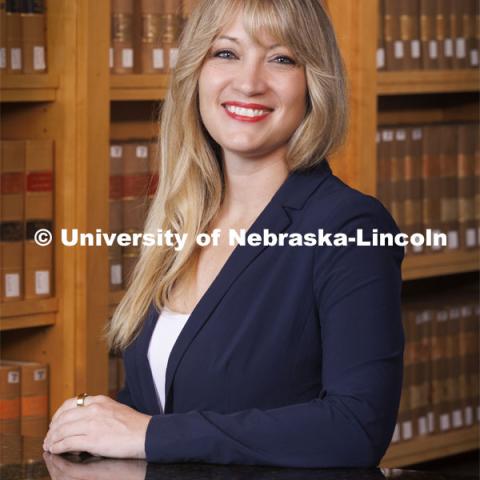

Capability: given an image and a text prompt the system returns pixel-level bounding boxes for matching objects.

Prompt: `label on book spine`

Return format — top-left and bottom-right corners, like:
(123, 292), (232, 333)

(471, 49), (479, 66)
(444, 38), (453, 57)
(153, 48), (164, 68)
(428, 40), (438, 59)
(111, 264), (122, 285)
(411, 40), (420, 58)
(456, 38), (466, 58)
(0, 48), (5, 68)
(10, 48), (21, 69)
(122, 48), (133, 68)
(33, 46), (46, 70)
(5, 273), (20, 298)
(170, 48), (178, 68)
(35, 271), (50, 295)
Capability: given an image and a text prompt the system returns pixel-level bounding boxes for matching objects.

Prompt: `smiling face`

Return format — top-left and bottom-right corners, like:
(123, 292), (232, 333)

(198, 11), (308, 162)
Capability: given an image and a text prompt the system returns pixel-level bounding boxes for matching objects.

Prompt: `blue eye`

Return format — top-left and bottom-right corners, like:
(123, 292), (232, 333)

(212, 49), (296, 66)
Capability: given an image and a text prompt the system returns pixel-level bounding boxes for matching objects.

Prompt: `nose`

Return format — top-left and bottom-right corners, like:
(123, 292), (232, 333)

(231, 59), (268, 97)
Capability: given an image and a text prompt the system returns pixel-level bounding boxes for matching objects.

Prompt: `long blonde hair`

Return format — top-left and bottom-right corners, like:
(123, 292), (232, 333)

(107, 0), (348, 351)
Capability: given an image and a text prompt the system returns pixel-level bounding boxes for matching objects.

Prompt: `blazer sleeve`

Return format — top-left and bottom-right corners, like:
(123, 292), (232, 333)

(144, 196), (405, 468)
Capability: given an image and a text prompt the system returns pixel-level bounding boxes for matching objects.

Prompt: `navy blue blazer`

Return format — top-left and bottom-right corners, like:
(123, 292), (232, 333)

(117, 158), (405, 468)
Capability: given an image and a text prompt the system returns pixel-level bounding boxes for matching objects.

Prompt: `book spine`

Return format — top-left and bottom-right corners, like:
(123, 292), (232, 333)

(401, 305), (413, 441)
(0, 0), (6, 70)
(474, 123), (480, 247)
(21, 0), (47, 73)
(457, 123), (477, 249)
(467, 0), (479, 67)
(0, 364), (20, 435)
(122, 142), (150, 287)
(380, 128), (394, 216)
(459, 301), (474, 426)
(393, 128), (407, 232)
(417, 306), (432, 437)
(439, 124), (459, 251)
(447, 300), (463, 428)
(422, 125), (444, 253)
(24, 139), (54, 299)
(405, 127), (424, 255)
(421, 0), (439, 69)
(139, 0), (164, 74)
(377, 0), (386, 70)
(111, 0), (134, 74)
(162, 0), (182, 73)
(6, 0), (23, 72)
(109, 144), (124, 291)
(437, 0), (453, 69)
(408, 0), (422, 69)
(451, 0), (468, 68)
(20, 363), (48, 438)
(0, 140), (25, 302)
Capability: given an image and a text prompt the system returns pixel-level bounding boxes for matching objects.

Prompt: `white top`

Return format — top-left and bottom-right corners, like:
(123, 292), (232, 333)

(147, 307), (191, 412)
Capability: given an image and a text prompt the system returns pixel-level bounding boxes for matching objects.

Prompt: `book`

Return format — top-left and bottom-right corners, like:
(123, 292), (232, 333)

(139, 0), (164, 74)
(21, 0), (47, 73)
(24, 139), (54, 299)
(111, 0), (134, 74)
(0, 140), (25, 302)
(6, 0), (23, 73)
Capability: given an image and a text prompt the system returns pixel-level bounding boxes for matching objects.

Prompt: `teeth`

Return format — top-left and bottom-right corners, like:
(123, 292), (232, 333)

(224, 105), (270, 117)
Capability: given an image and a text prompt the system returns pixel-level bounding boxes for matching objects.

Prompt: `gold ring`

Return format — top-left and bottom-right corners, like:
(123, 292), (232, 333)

(76, 393), (89, 407)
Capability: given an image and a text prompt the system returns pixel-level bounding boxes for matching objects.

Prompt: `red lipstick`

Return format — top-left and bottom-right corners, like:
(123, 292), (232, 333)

(222, 101), (273, 123)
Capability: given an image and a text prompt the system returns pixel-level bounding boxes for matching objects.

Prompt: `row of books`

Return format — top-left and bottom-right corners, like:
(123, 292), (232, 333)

(376, 123), (479, 255)
(392, 287), (479, 443)
(377, 0), (479, 71)
(111, 0), (198, 74)
(0, 0), (47, 74)
(109, 141), (159, 291)
(0, 139), (54, 303)
(0, 360), (49, 466)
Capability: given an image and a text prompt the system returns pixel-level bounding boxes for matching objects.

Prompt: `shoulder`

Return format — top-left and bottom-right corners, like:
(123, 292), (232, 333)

(300, 166), (400, 237)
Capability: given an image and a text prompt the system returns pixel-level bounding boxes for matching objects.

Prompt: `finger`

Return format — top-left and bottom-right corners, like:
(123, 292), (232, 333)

(49, 435), (90, 455)
(50, 397), (77, 425)
(49, 401), (95, 431)
(46, 419), (91, 449)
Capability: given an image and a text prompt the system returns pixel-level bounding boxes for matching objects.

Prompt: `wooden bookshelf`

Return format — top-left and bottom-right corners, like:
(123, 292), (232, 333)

(0, 73), (59, 102)
(378, 70), (480, 96)
(381, 425), (479, 467)
(403, 250), (480, 281)
(110, 74), (171, 101)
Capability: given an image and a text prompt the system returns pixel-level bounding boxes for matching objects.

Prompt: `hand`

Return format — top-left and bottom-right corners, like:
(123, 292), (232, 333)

(43, 451), (147, 480)
(43, 395), (152, 459)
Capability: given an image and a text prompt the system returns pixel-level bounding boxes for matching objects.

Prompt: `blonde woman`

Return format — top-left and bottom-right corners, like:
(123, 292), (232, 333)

(44, 0), (404, 468)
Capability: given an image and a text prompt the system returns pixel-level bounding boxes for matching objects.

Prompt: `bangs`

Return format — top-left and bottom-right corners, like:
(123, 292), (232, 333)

(212, 0), (305, 63)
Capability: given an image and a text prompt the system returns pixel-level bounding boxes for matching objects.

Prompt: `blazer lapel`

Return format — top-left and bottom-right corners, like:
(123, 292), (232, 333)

(162, 158), (333, 413)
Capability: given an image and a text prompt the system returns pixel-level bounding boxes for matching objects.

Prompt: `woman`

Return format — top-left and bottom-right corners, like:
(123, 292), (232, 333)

(44, 0), (404, 468)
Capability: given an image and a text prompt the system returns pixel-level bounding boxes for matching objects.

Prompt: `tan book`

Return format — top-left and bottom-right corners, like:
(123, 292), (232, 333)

(400, 305), (413, 441)
(0, 140), (25, 302)
(139, 0), (164, 74)
(122, 142), (149, 287)
(450, 0), (469, 69)
(404, 127), (424, 255)
(109, 144), (123, 291)
(0, 434), (21, 466)
(422, 125), (444, 253)
(379, 128), (394, 215)
(377, 0), (386, 70)
(6, 0), (22, 72)
(437, 0), (453, 69)
(402, 0), (422, 70)
(21, 0), (47, 73)
(420, 0), (439, 69)
(162, 0), (182, 73)
(466, 0), (479, 67)
(111, 0), (134, 74)
(0, 364), (20, 435)
(438, 125), (459, 251)
(457, 123), (477, 249)
(2, 361), (49, 438)
(385, 0), (404, 71)
(24, 139), (54, 300)
(474, 123), (480, 247)
(391, 128), (407, 232)
(0, 1), (6, 70)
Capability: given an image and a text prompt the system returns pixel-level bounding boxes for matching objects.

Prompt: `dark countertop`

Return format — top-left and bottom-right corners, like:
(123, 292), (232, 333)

(0, 437), (477, 480)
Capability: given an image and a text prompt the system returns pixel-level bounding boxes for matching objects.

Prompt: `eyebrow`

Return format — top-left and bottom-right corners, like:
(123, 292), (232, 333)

(216, 35), (281, 50)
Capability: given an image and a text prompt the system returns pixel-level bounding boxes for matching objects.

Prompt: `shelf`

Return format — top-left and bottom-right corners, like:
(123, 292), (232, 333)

(0, 298), (58, 331)
(377, 70), (480, 96)
(381, 425), (479, 467)
(110, 74), (171, 101)
(0, 73), (59, 102)
(402, 249), (479, 281)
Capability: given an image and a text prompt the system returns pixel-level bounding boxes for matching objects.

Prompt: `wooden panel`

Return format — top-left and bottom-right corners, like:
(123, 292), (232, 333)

(110, 101), (160, 140)
(0, 74), (59, 102)
(327, 0), (378, 195)
(403, 250), (480, 281)
(381, 426), (479, 467)
(378, 70), (480, 96)
(1, 313), (56, 331)
(110, 74), (170, 101)
(0, 298), (58, 319)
